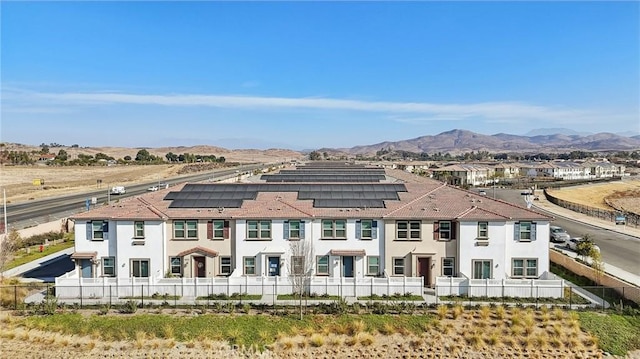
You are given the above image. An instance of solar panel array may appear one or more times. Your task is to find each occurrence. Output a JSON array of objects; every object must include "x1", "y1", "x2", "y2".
[{"x1": 166, "y1": 183, "x2": 406, "y2": 208}]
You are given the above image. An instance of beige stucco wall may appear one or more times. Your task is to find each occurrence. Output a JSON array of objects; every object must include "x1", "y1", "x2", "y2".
[
  {"x1": 166, "y1": 219, "x2": 233, "y2": 278},
  {"x1": 383, "y1": 220, "x2": 456, "y2": 286}
]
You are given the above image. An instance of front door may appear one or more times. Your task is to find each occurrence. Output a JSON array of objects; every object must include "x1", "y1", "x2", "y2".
[
  {"x1": 418, "y1": 257, "x2": 430, "y2": 287},
  {"x1": 342, "y1": 256, "x2": 354, "y2": 278},
  {"x1": 267, "y1": 256, "x2": 280, "y2": 276},
  {"x1": 193, "y1": 256, "x2": 206, "y2": 277},
  {"x1": 80, "y1": 259, "x2": 92, "y2": 278}
]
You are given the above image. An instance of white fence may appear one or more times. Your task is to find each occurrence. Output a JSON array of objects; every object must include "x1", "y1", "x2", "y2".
[
  {"x1": 54, "y1": 276, "x2": 424, "y2": 300},
  {"x1": 435, "y1": 274, "x2": 564, "y2": 299}
]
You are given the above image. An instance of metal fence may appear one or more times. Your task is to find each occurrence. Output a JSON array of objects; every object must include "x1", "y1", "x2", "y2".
[
  {"x1": 544, "y1": 189, "x2": 639, "y2": 227},
  {"x1": 2, "y1": 283, "x2": 637, "y2": 311}
]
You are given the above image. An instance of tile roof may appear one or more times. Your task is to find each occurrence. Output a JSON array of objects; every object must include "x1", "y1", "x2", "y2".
[{"x1": 73, "y1": 170, "x2": 551, "y2": 222}]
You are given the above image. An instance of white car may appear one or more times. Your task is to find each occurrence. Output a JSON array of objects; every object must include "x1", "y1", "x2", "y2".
[
  {"x1": 550, "y1": 226, "x2": 570, "y2": 243},
  {"x1": 147, "y1": 186, "x2": 159, "y2": 192},
  {"x1": 566, "y1": 237, "x2": 600, "y2": 252}
]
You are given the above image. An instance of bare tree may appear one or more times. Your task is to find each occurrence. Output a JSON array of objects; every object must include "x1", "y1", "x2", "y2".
[
  {"x1": 288, "y1": 238, "x2": 314, "y2": 320},
  {"x1": 0, "y1": 228, "x2": 21, "y2": 280}
]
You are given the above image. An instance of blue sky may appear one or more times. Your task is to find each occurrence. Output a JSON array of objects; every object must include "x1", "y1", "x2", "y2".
[{"x1": 1, "y1": 1, "x2": 638, "y2": 150}]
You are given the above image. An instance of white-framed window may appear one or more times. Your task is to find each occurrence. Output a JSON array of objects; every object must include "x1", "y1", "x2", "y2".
[
  {"x1": 512, "y1": 258, "x2": 538, "y2": 278},
  {"x1": 442, "y1": 257, "x2": 455, "y2": 277},
  {"x1": 472, "y1": 260, "x2": 492, "y2": 279},
  {"x1": 134, "y1": 221, "x2": 145, "y2": 238},
  {"x1": 361, "y1": 220, "x2": 373, "y2": 239},
  {"x1": 316, "y1": 255, "x2": 329, "y2": 275},
  {"x1": 174, "y1": 220, "x2": 198, "y2": 239},
  {"x1": 288, "y1": 220, "x2": 301, "y2": 239},
  {"x1": 515, "y1": 221, "x2": 536, "y2": 242},
  {"x1": 367, "y1": 256, "x2": 380, "y2": 276},
  {"x1": 212, "y1": 220, "x2": 225, "y2": 239},
  {"x1": 131, "y1": 259, "x2": 150, "y2": 277},
  {"x1": 439, "y1": 221, "x2": 452, "y2": 240},
  {"x1": 220, "y1": 256, "x2": 232, "y2": 276},
  {"x1": 393, "y1": 257, "x2": 405, "y2": 275},
  {"x1": 322, "y1": 219, "x2": 346, "y2": 239},
  {"x1": 292, "y1": 256, "x2": 304, "y2": 275},
  {"x1": 243, "y1": 257, "x2": 256, "y2": 275},
  {"x1": 169, "y1": 257, "x2": 182, "y2": 276},
  {"x1": 477, "y1": 222, "x2": 488, "y2": 239},
  {"x1": 247, "y1": 220, "x2": 271, "y2": 239},
  {"x1": 396, "y1": 221, "x2": 420, "y2": 240},
  {"x1": 102, "y1": 256, "x2": 115, "y2": 276},
  {"x1": 92, "y1": 221, "x2": 106, "y2": 240}
]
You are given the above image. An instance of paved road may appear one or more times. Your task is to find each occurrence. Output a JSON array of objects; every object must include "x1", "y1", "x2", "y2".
[
  {"x1": 3, "y1": 163, "x2": 268, "y2": 229},
  {"x1": 491, "y1": 188, "x2": 640, "y2": 276}
]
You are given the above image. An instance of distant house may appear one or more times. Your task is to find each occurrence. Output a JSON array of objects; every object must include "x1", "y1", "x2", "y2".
[
  {"x1": 38, "y1": 153, "x2": 56, "y2": 162},
  {"x1": 431, "y1": 164, "x2": 494, "y2": 186}
]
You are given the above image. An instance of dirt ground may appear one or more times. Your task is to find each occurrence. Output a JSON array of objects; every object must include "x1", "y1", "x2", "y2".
[
  {"x1": 546, "y1": 179, "x2": 640, "y2": 215},
  {"x1": 0, "y1": 309, "x2": 628, "y2": 359}
]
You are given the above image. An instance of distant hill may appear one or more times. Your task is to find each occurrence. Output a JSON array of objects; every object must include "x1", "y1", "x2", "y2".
[
  {"x1": 524, "y1": 128, "x2": 592, "y2": 137},
  {"x1": 333, "y1": 129, "x2": 640, "y2": 155},
  {"x1": 1, "y1": 143, "x2": 305, "y2": 163}
]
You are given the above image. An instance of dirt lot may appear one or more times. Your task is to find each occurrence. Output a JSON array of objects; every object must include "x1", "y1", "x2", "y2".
[
  {"x1": 1, "y1": 165, "x2": 188, "y2": 204},
  {"x1": 546, "y1": 179, "x2": 640, "y2": 215}
]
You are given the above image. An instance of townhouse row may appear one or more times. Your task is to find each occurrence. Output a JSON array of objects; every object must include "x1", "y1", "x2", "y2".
[{"x1": 69, "y1": 172, "x2": 552, "y2": 287}]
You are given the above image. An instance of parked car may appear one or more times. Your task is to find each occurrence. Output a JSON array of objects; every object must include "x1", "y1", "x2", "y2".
[
  {"x1": 615, "y1": 214, "x2": 626, "y2": 225},
  {"x1": 549, "y1": 226, "x2": 570, "y2": 243},
  {"x1": 566, "y1": 237, "x2": 600, "y2": 252},
  {"x1": 520, "y1": 190, "x2": 531, "y2": 195},
  {"x1": 478, "y1": 190, "x2": 487, "y2": 196}
]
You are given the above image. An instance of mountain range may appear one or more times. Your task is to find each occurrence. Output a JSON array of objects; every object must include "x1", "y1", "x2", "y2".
[{"x1": 323, "y1": 129, "x2": 640, "y2": 155}]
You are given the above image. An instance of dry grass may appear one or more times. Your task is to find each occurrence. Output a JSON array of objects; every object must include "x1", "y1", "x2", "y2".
[{"x1": 547, "y1": 180, "x2": 640, "y2": 213}]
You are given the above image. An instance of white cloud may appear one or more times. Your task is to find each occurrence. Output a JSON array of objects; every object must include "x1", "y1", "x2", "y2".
[{"x1": 1, "y1": 88, "x2": 613, "y2": 124}]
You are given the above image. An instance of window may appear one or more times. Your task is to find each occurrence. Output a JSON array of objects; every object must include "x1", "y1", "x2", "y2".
[
  {"x1": 439, "y1": 221, "x2": 451, "y2": 240},
  {"x1": 515, "y1": 222, "x2": 536, "y2": 242},
  {"x1": 442, "y1": 257, "x2": 455, "y2": 277},
  {"x1": 477, "y1": 222, "x2": 488, "y2": 239},
  {"x1": 92, "y1": 221, "x2": 106, "y2": 240},
  {"x1": 134, "y1": 221, "x2": 145, "y2": 238},
  {"x1": 472, "y1": 260, "x2": 492, "y2": 279},
  {"x1": 131, "y1": 259, "x2": 150, "y2": 277},
  {"x1": 289, "y1": 220, "x2": 301, "y2": 239},
  {"x1": 174, "y1": 220, "x2": 198, "y2": 239},
  {"x1": 170, "y1": 257, "x2": 182, "y2": 276},
  {"x1": 357, "y1": 220, "x2": 377, "y2": 240},
  {"x1": 212, "y1": 220, "x2": 225, "y2": 239},
  {"x1": 367, "y1": 256, "x2": 380, "y2": 276},
  {"x1": 396, "y1": 221, "x2": 421, "y2": 240},
  {"x1": 322, "y1": 220, "x2": 346, "y2": 239},
  {"x1": 220, "y1": 256, "x2": 232, "y2": 276},
  {"x1": 247, "y1": 220, "x2": 271, "y2": 239},
  {"x1": 512, "y1": 259, "x2": 538, "y2": 278},
  {"x1": 393, "y1": 257, "x2": 405, "y2": 275},
  {"x1": 243, "y1": 257, "x2": 256, "y2": 275},
  {"x1": 292, "y1": 256, "x2": 304, "y2": 275},
  {"x1": 102, "y1": 257, "x2": 115, "y2": 276},
  {"x1": 316, "y1": 256, "x2": 329, "y2": 275}
]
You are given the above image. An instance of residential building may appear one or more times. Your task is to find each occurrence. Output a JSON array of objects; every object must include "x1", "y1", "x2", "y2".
[{"x1": 68, "y1": 163, "x2": 552, "y2": 291}]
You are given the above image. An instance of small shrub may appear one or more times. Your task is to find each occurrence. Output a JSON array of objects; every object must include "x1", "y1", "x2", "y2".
[
  {"x1": 120, "y1": 300, "x2": 138, "y2": 314},
  {"x1": 495, "y1": 305, "x2": 506, "y2": 320},
  {"x1": 452, "y1": 304, "x2": 464, "y2": 319},
  {"x1": 358, "y1": 333, "x2": 375, "y2": 346},
  {"x1": 308, "y1": 334, "x2": 325, "y2": 347},
  {"x1": 479, "y1": 305, "x2": 491, "y2": 320}
]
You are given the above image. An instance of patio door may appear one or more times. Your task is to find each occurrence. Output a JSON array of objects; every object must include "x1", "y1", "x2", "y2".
[
  {"x1": 267, "y1": 256, "x2": 280, "y2": 276},
  {"x1": 342, "y1": 256, "x2": 354, "y2": 278}
]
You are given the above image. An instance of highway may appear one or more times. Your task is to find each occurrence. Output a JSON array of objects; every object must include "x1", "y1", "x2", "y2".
[
  {"x1": 491, "y1": 188, "x2": 640, "y2": 276},
  {"x1": 4, "y1": 163, "x2": 267, "y2": 228}
]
